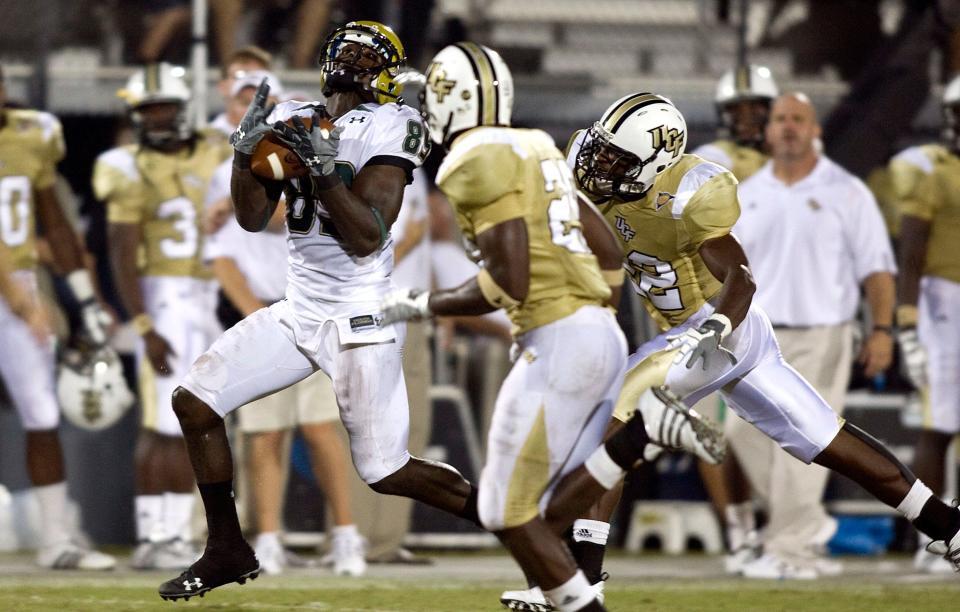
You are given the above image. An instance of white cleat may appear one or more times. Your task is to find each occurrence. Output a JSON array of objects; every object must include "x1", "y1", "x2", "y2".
[
  {"x1": 914, "y1": 545, "x2": 957, "y2": 574},
  {"x1": 130, "y1": 538, "x2": 197, "y2": 570},
  {"x1": 331, "y1": 531, "x2": 367, "y2": 577},
  {"x1": 254, "y1": 535, "x2": 286, "y2": 576},
  {"x1": 500, "y1": 581, "x2": 605, "y2": 611},
  {"x1": 724, "y1": 544, "x2": 762, "y2": 575},
  {"x1": 37, "y1": 541, "x2": 116, "y2": 570},
  {"x1": 500, "y1": 586, "x2": 552, "y2": 612},
  {"x1": 924, "y1": 524, "x2": 960, "y2": 573},
  {"x1": 638, "y1": 386, "x2": 726, "y2": 464},
  {"x1": 740, "y1": 552, "x2": 818, "y2": 580}
]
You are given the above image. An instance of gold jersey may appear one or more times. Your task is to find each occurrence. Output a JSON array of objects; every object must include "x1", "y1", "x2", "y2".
[
  {"x1": 0, "y1": 108, "x2": 66, "y2": 271},
  {"x1": 437, "y1": 127, "x2": 610, "y2": 337},
  {"x1": 889, "y1": 143, "x2": 960, "y2": 283},
  {"x1": 567, "y1": 132, "x2": 739, "y2": 330},
  {"x1": 693, "y1": 139, "x2": 768, "y2": 182},
  {"x1": 94, "y1": 131, "x2": 231, "y2": 278}
]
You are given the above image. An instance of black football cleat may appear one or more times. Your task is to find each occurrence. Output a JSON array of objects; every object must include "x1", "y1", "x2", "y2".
[{"x1": 158, "y1": 541, "x2": 260, "y2": 601}]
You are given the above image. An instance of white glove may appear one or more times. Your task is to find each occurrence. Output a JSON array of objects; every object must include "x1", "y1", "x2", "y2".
[
  {"x1": 380, "y1": 288, "x2": 431, "y2": 326},
  {"x1": 897, "y1": 328, "x2": 927, "y2": 389},
  {"x1": 667, "y1": 313, "x2": 736, "y2": 370},
  {"x1": 66, "y1": 270, "x2": 111, "y2": 346}
]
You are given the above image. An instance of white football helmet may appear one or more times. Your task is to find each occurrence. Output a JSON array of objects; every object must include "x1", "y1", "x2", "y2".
[
  {"x1": 575, "y1": 93, "x2": 687, "y2": 199},
  {"x1": 421, "y1": 42, "x2": 514, "y2": 146},
  {"x1": 943, "y1": 74, "x2": 960, "y2": 152},
  {"x1": 715, "y1": 65, "x2": 779, "y2": 148},
  {"x1": 57, "y1": 346, "x2": 134, "y2": 431},
  {"x1": 715, "y1": 65, "x2": 779, "y2": 105},
  {"x1": 118, "y1": 63, "x2": 192, "y2": 148}
]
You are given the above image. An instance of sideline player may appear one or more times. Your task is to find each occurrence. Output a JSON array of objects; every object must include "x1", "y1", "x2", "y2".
[
  {"x1": 0, "y1": 64, "x2": 115, "y2": 569},
  {"x1": 694, "y1": 64, "x2": 778, "y2": 181},
  {"x1": 542, "y1": 92, "x2": 960, "y2": 589},
  {"x1": 381, "y1": 42, "x2": 629, "y2": 612},
  {"x1": 159, "y1": 22, "x2": 483, "y2": 600},
  {"x1": 891, "y1": 73, "x2": 960, "y2": 573},
  {"x1": 96, "y1": 63, "x2": 230, "y2": 569}
]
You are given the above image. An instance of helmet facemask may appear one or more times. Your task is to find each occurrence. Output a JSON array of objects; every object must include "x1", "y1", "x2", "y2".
[
  {"x1": 319, "y1": 24, "x2": 405, "y2": 104},
  {"x1": 131, "y1": 101, "x2": 191, "y2": 150},
  {"x1": 718, "y1": 97, "x2": 772, "y2": 150},
  {"x1": 576, "y1": 124, "x2": 654, "y2": 199}
]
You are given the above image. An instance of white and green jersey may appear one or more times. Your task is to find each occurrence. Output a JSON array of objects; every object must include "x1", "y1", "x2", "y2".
[{"x1": 265, "y1": 99, "x2": 429, "y2": 304}]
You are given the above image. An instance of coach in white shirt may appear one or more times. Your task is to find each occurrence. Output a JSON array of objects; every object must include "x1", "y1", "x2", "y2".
[{"x1": 729, "y1": 93, "x2": 897, "y2": 578}]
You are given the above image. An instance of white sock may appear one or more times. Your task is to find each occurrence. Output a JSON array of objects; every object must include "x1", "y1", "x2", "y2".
[
  {"x1": 896, "y1": 480, "x2": 933, "y2": 521},
  {"x1": 572, "y1": 519, "x2": 610, "y2": 546},
  {"x1": 135, "y1": 495, "x2": 165, "y2": 542},
  {"x1": 163, "y1": 492, "x2": 195, "y2": 542},
  {"x1": 724, "y1": 501, "x2": 755, "y2": 551},
  {"x1": 585, "y1": 446, "x2": 625, "y2": 490},
  {"x1": 543, "y1": 570, "x2": 597, "y2": 612},
  {"x1": 256, "y1": 531, "x2": 281, "y2": 547},
  {"x1": 331, "y1": 524, "x2": 359, "y2": 539},
  {"x1": 33, "y1": 482, "x2": 70, "y2": 548}
]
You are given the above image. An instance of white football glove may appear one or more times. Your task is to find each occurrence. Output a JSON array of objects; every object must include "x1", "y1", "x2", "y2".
[
  {"x1": 667, "y1": 313, "x2": 736, "y2": 370},
  {"x1": 380, "y1": 288, "x2": 431, "y2": 326},
  {"x1": 897, "y1": 328, "x2": 927, "y2": 389},
  {"x1": 66, "y1": 270, "x2": 111, "y2": 346}
]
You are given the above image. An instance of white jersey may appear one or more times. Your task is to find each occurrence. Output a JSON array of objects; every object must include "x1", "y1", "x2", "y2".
[
  {"x1": 266, "y1": 100, "x2": 427, "y2": 305},
  {"x1": 734, "y1": 156, "x2": 896, "y2": 326}
]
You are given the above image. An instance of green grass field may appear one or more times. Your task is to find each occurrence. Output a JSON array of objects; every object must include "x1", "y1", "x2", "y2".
[{"x1": 1, "y1": 552, "x2": 957, "y2": 611}]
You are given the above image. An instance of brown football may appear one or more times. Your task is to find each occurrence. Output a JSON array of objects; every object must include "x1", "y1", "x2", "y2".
[{"x1": 250, "y1": 115, "x2": 336, "y2": 181}]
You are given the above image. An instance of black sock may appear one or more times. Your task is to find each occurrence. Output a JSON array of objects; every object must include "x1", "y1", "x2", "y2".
[
  {"x1": 914, "y1": 497, "x2": 960, "y2": 542},
  {"x1": 198, "y1": 480, "x2": 243, "y2": 545},
  {"x1": 461, "y1": 485, "x2": 482, "y2": 528},
  {"x1": 604, "y1": 415, "x2": 650, "y2": 470},
  {"x1": 570, "y1": 538, "x2": 607, "y2": 585}
]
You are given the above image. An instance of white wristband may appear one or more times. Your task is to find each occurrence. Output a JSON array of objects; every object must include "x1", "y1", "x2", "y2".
[{"x1": 65, "y1": 269, "x2": 96, "y2": 304}]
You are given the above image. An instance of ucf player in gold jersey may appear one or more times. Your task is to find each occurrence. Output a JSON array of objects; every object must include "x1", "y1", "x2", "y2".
[
  {"x1": 693, "y1": 64, "x2": 779, "y2": 182},
  {"x1": 380, "y1": 43, "x2": 640, "y2": 612},
  {"x1": 890, "y1": 74, "x2": 960, "y2": 573},
  {"x1": 0, "y1": 65, "x2": 117, "y2": 570},
  {"x1": 523, "y1": 92, "x2": 960, "y2": 601},
  {"x1": 95, "y1": 64, "x2": 231, "y2": 570}
]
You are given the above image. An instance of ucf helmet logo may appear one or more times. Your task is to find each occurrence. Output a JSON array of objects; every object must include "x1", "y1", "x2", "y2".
[
  {"x1": 649, "y1": 125, "x2": 685, "y2": 158},
  {"x1": 427, "y1": 63, "x2": 456, "y2": 103}
]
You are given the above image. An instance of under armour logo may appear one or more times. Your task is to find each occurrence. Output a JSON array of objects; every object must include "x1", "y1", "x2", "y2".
[
  {"x1": 615, "y1": 216, "x2": 636, "y2": 242},
  {"x1": 183, "y1": 577, "x2": 203, "y2": 591},
  {"x1": 348, "y1": 116, "x2": 367, "y2": 124}
]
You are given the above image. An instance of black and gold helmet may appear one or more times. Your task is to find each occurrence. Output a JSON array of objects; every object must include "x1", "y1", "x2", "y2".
[{"x1": 318, "y1": 20, "x2": 406, "y2": 104}]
